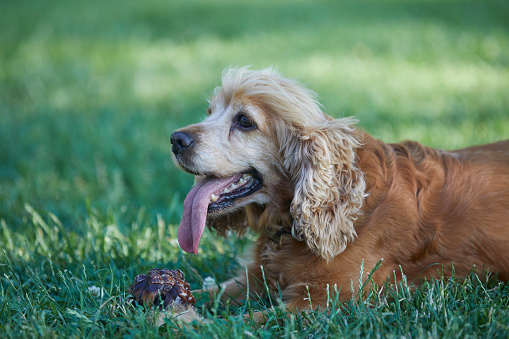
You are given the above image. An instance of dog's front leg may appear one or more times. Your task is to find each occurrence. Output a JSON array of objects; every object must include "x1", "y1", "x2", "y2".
[{"x1": 193, "y1": 263, "x2": 267, "y2": 306}]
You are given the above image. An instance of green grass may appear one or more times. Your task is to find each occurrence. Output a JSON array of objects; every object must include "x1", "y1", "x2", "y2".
[{"x1": 1, "y1": 0, "x2": 508, "y2": 337}]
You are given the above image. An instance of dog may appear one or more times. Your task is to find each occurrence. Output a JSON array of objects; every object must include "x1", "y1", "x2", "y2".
[{"x1": 170, "y1": 66, "x2": 509, "y2": 321}]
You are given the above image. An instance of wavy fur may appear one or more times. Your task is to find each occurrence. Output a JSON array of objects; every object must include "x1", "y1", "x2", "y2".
[{"x1": 282, "y1": 119, "x2": 366, "y2": 260}]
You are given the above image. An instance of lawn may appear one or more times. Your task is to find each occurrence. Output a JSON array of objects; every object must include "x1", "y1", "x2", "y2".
[{"x1": 1, "y1": 0, "x2": 508, "y2": 337}]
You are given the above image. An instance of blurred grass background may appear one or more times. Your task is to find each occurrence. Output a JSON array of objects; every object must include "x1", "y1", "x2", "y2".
[
  {"x1": 1, "y1": 0, "x2": 509, "y2": 336},
  {"x1": 1, "y1": 0, "x2": 508, "y2": 227}
]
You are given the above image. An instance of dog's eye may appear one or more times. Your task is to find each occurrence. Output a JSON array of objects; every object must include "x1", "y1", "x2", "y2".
[{"x1": 236, "y1": 114, "x2": 256, "y2": 130}]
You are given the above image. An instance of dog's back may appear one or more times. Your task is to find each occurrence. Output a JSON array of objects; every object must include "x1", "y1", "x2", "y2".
[
  {"x1": 455, "y1": 139, "x2": 509, "y2": 163},
  {"x1": 419, "y1": 139, "x2": 508, "y2": 279},
  {"x1": 354, "y1": 135, "x2": 509, "y2": 282},
  {"x1": 445, "y1": 140, "x2": 509, "y2": 279}
]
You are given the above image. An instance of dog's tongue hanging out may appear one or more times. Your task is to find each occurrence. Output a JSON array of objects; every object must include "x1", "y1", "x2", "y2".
[{"x1": 178, "y1": 175, "x2": 241, "y2": 254}]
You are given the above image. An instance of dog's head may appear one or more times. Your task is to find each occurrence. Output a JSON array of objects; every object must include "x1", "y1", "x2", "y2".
[{"x1": 171, "y1": 67, "x2": 366, "y2": 260}]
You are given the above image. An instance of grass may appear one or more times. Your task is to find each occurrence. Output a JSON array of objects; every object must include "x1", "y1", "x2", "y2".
[
  {"x1": 1, "y1": 0, "x2": 508, "y2": 337},
  {"x1": 3, "y1": 208, "x2": 509, "y2": 337}
]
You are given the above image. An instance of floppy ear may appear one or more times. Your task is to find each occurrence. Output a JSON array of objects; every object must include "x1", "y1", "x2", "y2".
[{"x1": 281, "y1": 118, "x2": 366, "y2": 261}]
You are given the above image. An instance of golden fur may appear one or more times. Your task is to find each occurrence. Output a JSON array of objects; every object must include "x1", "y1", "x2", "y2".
[{"x1": 171, "y1": 67, "x2": 509, "y2": 319}]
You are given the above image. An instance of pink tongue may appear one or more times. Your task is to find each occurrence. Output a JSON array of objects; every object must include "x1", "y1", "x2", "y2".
[{"x1": 178, "y1": 175, "x2": 241, "y2": 254}]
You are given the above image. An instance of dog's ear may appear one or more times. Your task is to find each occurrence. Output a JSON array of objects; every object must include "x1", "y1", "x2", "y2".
[{"x1": 280, "y1": 118, "x2": 366, "y2": 261}]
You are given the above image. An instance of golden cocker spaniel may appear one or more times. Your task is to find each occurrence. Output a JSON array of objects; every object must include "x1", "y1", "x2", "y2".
[{"x1": 170, "y1": 67, "x2": 509, "y2": 320}]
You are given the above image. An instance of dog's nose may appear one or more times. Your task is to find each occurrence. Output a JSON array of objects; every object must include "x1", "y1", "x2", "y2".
[{"x1": 171, "y1": 131, "x2": 195, "y2": 155}]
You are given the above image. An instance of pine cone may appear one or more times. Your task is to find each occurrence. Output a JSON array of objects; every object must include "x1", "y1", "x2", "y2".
[{"x1": 128, "y1": 268, "x2": 195, "y2": 310}]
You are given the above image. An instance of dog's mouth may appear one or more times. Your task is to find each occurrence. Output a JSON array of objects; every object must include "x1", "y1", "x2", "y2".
[
  {"x1": 208, "y1": 171, "x2": 262, "y2": 213},
  {"x1": 177, "y1": 170, "x2": 262, "y2": 254}
]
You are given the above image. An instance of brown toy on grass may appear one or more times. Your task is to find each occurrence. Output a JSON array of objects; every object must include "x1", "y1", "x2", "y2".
[{"x1": 128, "y1": 268, "x2": 198, "y2": 324}]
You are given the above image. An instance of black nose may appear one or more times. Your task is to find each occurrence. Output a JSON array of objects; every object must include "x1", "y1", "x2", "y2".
[{"x1": 170, "y1": 131, "x2": 195, "y2": 155}]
